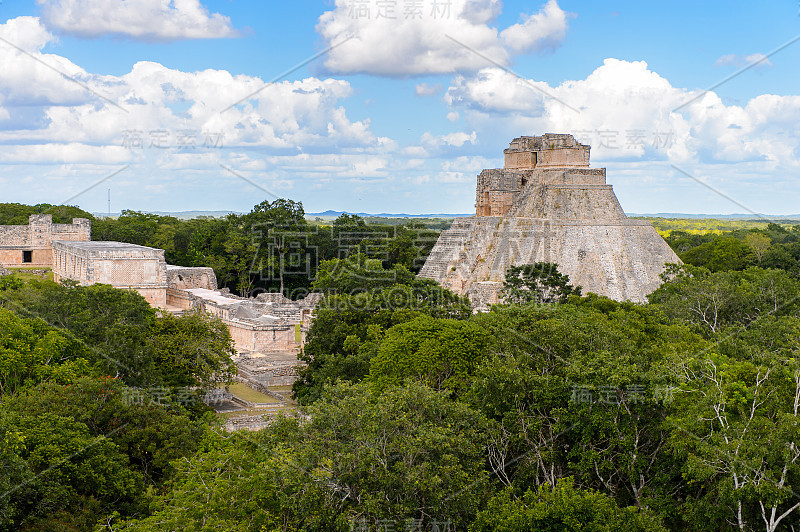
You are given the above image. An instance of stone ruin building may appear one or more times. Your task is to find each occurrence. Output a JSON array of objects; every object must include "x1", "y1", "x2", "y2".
[
  {"x1": 52, "y1": 241, "x2": 170, "y2": 307},
  {"x1": 420, "y1": 134, "x2": 680, "y2": 308},
  {"x1": 166, "y1": 280, "x2": 321, "y2": 356},
  {"x1": 0, "y1": 214, "x2": 90, "y2": 268},
  {"x1": 0, "y1": 216, "x2": 320, "y2": 383}
]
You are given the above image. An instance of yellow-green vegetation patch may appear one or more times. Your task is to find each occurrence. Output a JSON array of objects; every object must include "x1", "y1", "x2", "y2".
[
  {"x1": 638, "y1": 217, "x2": 800, "y2": 234},
  {"x1": 657, "y1": 228, "x2": 724, "y2": 237},
  {"x1": 228, "y1": 382, "x2": 282, "y2": 404},
  {"x1": 8, "y1": 268, "x2": 53, "y2": 281}
]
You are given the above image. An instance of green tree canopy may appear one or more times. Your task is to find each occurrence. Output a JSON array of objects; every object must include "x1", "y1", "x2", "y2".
[
  {"x1": 471, "y1": 479, "x2": 667, "y2": 532},
  {"x1": 293, "y1": 282, "x2": 471, "y2": 404},
  {"x1": 648, "y1": 265, "x2": 800, "y2": 335},
  {"x1": 680, "y1": 237, "x2": 752, "y2": 271},
  {"x1": 2, "y1": 279, "x2": 235, "y2": 390},
  {"x1": 0, "y1": 307, "x2": 94, "y2": 396},
  {"x1": 0, "y1": 409, "x2": 145, "y2": 531},
  {"x1": 502, "y1": 262, "x2": 581, "y2": 305},
  {"x1": 0, "y1": 203, "x2": 93, "y2": 225},
  {"x1": 114, "y1": 382, "x2": 492, "y2": 531},
  {"x1": 369, "y1": 315, "x2": 493, "y2": 392},
  {"x1": 313, "y1": 253, "x2": 416, "y2": 295}
]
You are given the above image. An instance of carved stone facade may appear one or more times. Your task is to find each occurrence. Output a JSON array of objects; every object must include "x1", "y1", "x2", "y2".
[
  {"x1": 0, "y1": 215, "x2": 90, "y2": 268},
  {"x1": 166, "y1": 286, "x2": 321, "y2": 353},
  {"x1": 52, "y1": 241, "x2": 169, "y2": 307},
  {"x1": 420, "y1": 134, "x2": 681, "y2": 307}
]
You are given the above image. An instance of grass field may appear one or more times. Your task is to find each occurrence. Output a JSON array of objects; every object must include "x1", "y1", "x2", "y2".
[
  {"x1": 7, "y1": 268, "x2": 53, "y2": 281},
  {"x1": 228, "y1": 383, "x2": 282, "y2": 404}
]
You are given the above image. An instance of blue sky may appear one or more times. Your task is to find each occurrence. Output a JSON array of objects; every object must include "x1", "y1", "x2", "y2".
[{"x1": 0, "y1": 0, "x2": 798, "y2": 215}]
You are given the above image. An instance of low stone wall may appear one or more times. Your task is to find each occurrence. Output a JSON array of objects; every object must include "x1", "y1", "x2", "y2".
[
  {"x1": 226, "y1": 320, "x2": 299, "y2": 353},
  {"x1": 468, "y1": 281, "x2": 503, "y2": 311},
  {"x1": 238, "y1": 363, "x2": 303, "y2": 387},
  {"x1": 166, "y1": 287, "x2": 194, "y2": 310},
  {"x1": 224, "y1": 415, "x2": 274, "y2": 432},
  {"x1": 135, "y1": 286, "x2": 167, "y2": 308},
  {"x1": 167, "y1": 265, "x2": 218, "y2": 290},
  {"x1": 236, "y1": 350, "x2": 305, "y2": 388}
]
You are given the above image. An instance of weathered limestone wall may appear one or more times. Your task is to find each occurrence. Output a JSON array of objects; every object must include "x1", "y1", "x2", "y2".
[
  {"x1": 167, "y1": 265, "x2": 218, "y2": 290},
  {"x1": 227, "y1": 322, "x2": 300, "y2": 353},
  {"x1": 52, "y1": 241, "x2": 168, "y2": 307},
  {"x1": 170, "y1": 287, "x2": 316, "y2": 353},
  {"x1": 507, "y1": 183, "x2": 626, "y2": 221},
  {"x1": 475, "y1": 169, "x2": 533, "y2": 216},
  {"x1": 423, "y1": 216, "x2": 678, "y2": 304},
  {"x1": 0, "y1": 215, "x2": 90, "y2": 267},
  {"x1": 235, "y1": 353, "x2": 306, "y2": 388},
  {"x1": 468, "y1": 281, "x2": 503, "y2": 309},
  {"x1": 0, "y1": 248, "x2": 51, "y2": 267},
  {"x1": 166, "y1": 288, "x2": 194, "y2": 310},
  {"x1": 504, "y1": 134, "x2": 590, "y2": 169},
  {"x1": 135, "y1": 287, "x2": 167, "y2": 308}
]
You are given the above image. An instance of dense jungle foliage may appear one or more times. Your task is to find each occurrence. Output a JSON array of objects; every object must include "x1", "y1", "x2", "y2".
[{"x1": 2, "y1": 202, "x2": 800, "y2": 531}]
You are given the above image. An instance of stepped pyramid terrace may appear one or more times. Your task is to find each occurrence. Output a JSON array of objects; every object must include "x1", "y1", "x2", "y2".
[{"x1": 419, "y1": 134, "x2": 681, "y2": 308}]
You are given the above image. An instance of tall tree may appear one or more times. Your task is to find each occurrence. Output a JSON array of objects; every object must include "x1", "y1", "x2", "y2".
[
  {"x1": 745, "y1": 232, "x2": 772, "y2": 263},
  {"x1": 668, "y1": 351, "x2": 800, "y2": 531},
  {"x1": 502, "y1": 262, "x2": 581, "y2": 305},
  {"x1": 369, "y1": 315, "x2": 493, "y2": 393},
  {"x1": 245, "y1": 199, "x2": 311, "y2": 296}
]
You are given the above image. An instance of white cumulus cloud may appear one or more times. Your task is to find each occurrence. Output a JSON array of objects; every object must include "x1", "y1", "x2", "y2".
[
  {"x1": 0, "y1": 17, "x2": 105, "y2": 107},
  {"x1": 445, "y1": 58, "x2": 800, "y2": 168},
  {"x1": 500, "y1": 0, "x2": 570, "y2": 54},
  {"x1": 36, "y1": 0, "x2": 239, "y2": 41},
  {"x1": 0, "y1": 15, "x2": 55, "y2": 51},
  {"x1": 421, "y1": 130, "x2": 477, "y2": 148},
  {"x1": 316, "y1": 0, "x2": 571, "y2": 76},
  {"x1": 0, "y1": 15, "x2": 388, "y2": 178}
]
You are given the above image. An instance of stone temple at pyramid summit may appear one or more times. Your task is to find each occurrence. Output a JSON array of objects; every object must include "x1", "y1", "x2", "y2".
[{"x1": 419, "y1": 133, "x2": 681, "y2": 308}]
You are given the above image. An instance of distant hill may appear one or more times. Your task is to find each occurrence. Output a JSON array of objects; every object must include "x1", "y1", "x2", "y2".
[
  {"x1": 93, "y1": 210, "x2": 471, "y2": 220},
  {"x1": 306, "y1": 210, "x2": 472, "y2": 219},
  {"x1": 309, "y1": 211, "x2": 800, "y2": 221},
  {"x1": 93, "y1": 210, "x2": 243, "y2": 220},
  {"x1": 629, "y1": 213, "x2": 800, "y2": 220},
  {"x1": 91, "y1": 210, "x2": 800, "y2": 222}
]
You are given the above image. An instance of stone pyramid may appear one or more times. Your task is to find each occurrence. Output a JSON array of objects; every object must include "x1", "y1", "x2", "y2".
[{"x1": 419, "y1": 134, "x2": 680, "y2": 308}]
